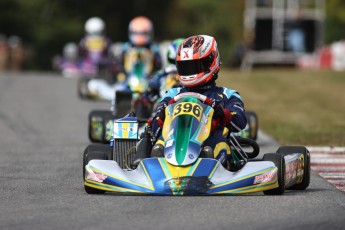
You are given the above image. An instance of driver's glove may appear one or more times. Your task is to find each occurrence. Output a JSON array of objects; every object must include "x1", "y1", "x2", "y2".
[
  {"x1": 213, "y1": 103, "x2": 232, "y2": 126},
  {"x1": 155, "y1": 102, "x2": 167, "y2": 128}
]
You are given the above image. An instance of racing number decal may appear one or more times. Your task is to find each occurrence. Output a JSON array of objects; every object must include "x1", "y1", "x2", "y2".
[
  {"x1": 172, "y1": 102, "x2": 202, "y2": 121},
  {"x1": 86, "y1": 37, "x2": 106, "y2": 51}
]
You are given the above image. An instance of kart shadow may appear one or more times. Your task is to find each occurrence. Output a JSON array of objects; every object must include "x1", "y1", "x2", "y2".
[{"x1": 95, "y1": 189, "x2": 319, "y2": 197}]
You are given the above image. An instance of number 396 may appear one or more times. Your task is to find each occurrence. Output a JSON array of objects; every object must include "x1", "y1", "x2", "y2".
[{"x1": 173, "y1": 103, "x2": 201, "y2": 117}]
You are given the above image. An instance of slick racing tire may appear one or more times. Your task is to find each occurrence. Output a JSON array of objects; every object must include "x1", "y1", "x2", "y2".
[
  {"x1": 83, "y1": 144, "x2": 113, "y2": 178},
  {"x1": 276, "y1": 146, "x2": 310, "y2": 190},
  {"x1": 114, "y1": 91, "x2": 132, "y2": 118},
  {"x1": 245, "y1": 111, "x2": 258, "y2": 140},
  {"x1": 83, "y1": 144, "x2": 112, "y2": 194},
  {"x1": 263, "y1": 153, "x2": 286, "y2": 195},
  {"x1": 88, "y1": 110, "x2": 114, "y2": 143},
  {"x1": 134, "y1": 99, "x2": 151, "y2": 120},
  {"x1": 77, "y1": 77, "x2": 90, "y2": 99}
]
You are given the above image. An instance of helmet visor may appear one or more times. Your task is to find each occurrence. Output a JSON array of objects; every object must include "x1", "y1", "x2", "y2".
[{"x1": 176, "y1": 52, "x2": 214, "y2": 76}]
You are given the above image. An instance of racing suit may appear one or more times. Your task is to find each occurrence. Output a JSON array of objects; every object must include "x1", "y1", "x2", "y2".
[
  {"x1": 143, "y1": 65, "x2": 179, "y2": 101},
  {"x1": 118, "y1": 41, "x2": 162, "y2": 76},
  {"x1": 151, "y1": 81, "x2": 247, "y2": 167},
  {"x1": 78, "y1": 35, "x2": 113, "y2": 77},
  {"x1": 79, "y1": 35, "x2": 112, "y2": 64}
]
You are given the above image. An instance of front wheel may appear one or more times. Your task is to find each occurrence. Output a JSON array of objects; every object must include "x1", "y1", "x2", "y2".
[
  {"x1": 263, "y1": 153, "x2": 285, "y2": 195},
  {"x1": 77, "y1": 77, "x2": 90, "y2": 99},
  {"x1": 83, "y1": 144, "x2": 112, "y2": 194}
]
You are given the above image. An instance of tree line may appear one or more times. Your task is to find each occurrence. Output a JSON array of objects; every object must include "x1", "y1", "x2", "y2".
[{"x1": 0, "y1": 0, "x2": 344, "y2": 69}]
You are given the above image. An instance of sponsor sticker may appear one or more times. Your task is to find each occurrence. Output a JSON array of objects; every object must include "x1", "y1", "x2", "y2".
[
  {"x1": 201, "y1": 42, "x2": 210, "y2": 54},
  {"x1": 166, "y1": 139, "x2": 174, "y2": 148},
  {"x1": 113, "y1": 122, "x2": 138, "y2": 139},
  {"x1": 254, "y1": 171, "x2": 277, "y2": 184},
  {"x1": 86, "y1": 172, "x2": 107, "y2": 183},
  {"x1": 181, "y1": 47, "x2": 193, "y2": 60}
]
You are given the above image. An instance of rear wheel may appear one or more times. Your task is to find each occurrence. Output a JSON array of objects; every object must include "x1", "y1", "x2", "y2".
[
  {"x1": 88, "y1": 110, "x2": 114, "y2": 143},
  {"x1": 77, "y1": 77, "x2": 90, "y2": 99},
  {"x1": 245, "y1": 111, "x2": 258, "y2": 140},
  {"x1": 276, "y1": 146, "x2": 310, "y2": 190},
  {"x1": 263, "y1": 153, "x2": 285, "y2": 195},
  {"x1": 114, "y1": 91, "x2": 132, "y2": 118},
  {"x1": 83, "y1": 144, "x2": 112, "y2": 194},
  {"x1": 134, "y1": 99, "x2": 152, "y2": 120}
]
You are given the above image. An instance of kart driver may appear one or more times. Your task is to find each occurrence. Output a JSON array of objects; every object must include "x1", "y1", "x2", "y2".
[
  {"x1": 150, "y1": 35, "x2": 247, "y2": 171},
  {"x1": 116, "y1": 16, "x2": 162, "y2": 80},
  {"x1": 79, "y1": 17, "x2": 112, "y2": 71}
]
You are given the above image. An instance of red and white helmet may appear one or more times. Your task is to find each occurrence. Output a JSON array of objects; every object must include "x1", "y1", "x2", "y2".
[{"x1": 176, "y1": 35, "x2": 220, "y2": 88}]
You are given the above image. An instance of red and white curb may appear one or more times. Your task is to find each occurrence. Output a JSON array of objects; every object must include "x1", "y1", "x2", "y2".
[{"x1": 308, "y1": 147, "x2": 345, "y2": 193}]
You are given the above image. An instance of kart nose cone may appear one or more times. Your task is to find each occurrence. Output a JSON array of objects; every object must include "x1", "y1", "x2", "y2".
[{"x1": 165, "y1": 176, "x2": 213, "y2": 194}]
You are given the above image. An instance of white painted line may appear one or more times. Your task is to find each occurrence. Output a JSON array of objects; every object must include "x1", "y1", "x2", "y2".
[
  {"x1": 310, "y1": 153, "x2": 345, "y2": 158},
  {"x1": 319, "y1": 173, "x2": 345, "y2": 178},
  {"x1": 307, "y1": 146, "x2": 345, "y2": 153},
  {"x1": 327, "y1": 180, "x2": 345, "y2": 184},
  {"x1": 312, "y1": 167, "x2": 345, "y2": 172},
  {"x1": 311, "y1": 159, "x2": 345, "y2": 164}
]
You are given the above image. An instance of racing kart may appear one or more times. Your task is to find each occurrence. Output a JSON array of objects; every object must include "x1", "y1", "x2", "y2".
[
  {"x1": 83, "y1": 92, "x2": 310, "y2": 195},
  {"x1": 88, "y1": 102, "x2": 258, "y2": 144},
  {"x1": 77, "y1": 60, "x2": 116, "y2": 99},
  {"x1": 87, "y1": 47, "x2": 154, "y2": 142},
  {"x1": 88, "y1": 69, "x2": 258, "y2": 143},
  {"x1": 78, "y1": 46, "x2": 153, "y2": 101}
]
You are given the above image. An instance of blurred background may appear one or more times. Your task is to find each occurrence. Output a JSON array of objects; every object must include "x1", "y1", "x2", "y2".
[
  {"x1": 1, "y1": 0, "x2": 345, "y2": 70},
  {"x1": 0, "y1": 0, "x2": 344, "y2": 146}
]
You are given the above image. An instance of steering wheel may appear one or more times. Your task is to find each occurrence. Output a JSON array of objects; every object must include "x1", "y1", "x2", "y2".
[{"x1": 168, "y1": 92, "x2": 213, "y2": 107}]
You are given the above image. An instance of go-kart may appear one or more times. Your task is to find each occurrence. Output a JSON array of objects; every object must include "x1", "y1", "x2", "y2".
[
  {"x1": 77, "y1": 60, "x2": 116, "y2": 99},
  {"x1": 87, "y1": 107, "x2": 258, "y2": 144},
  {"x1": 83, "y1": 92, "x2": 310, "y2": 195},
  {"x1": 87, "y1": 47, "x2": 156, "y2": 142},
  {"x1": 76, "y1": 35, "x2": 115, "y2": 98},
  {"x1": 79, "y1": 46, "x2": 153, "y2": 101}
]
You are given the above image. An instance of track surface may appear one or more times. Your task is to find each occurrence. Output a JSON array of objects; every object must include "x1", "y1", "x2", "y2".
[{"x1": 0, "y1": 73, "x2": 344, "y2": 230}]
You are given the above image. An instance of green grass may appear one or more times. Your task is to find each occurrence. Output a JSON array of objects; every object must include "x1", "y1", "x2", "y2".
[{"x1": 217, "y1": 68, "x2": 345, "y2": 146}]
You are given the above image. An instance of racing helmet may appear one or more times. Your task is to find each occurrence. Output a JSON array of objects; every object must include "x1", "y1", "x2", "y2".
[
  {"x1": 176, "y1": 35, "x2": 220, "y2": 88},
  {"x1": 128, "y1": 16, "x2": 153, "y2": 46},
  {"x1": 63, "y1": 42, "x2": 78, "y2": 60},
  {"x1": 85, "y1": 17, "x2": 105, "y2": 35},
  {"x1": 167, "y1": 38, "x2": 184, "y2": 65}
]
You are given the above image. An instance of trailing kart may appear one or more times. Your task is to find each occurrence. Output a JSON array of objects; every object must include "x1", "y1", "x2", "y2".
[
  {"x1": 87, "y1": 47, "x2": 154, "y2": 142},
  {"x1": 77, "y1": 60, "x2": 116, "y2": 99},
  {"x1": 79, "y1": 46, "x2": 153, "y2": 101},
  {"x1": 83, "y1": 92, "x2": 310, "y2": 195}
]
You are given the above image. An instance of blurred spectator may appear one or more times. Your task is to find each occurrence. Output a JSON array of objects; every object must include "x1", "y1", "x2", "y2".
[
  {"x1": 230, "y1": 31, "x2": 254, "y2": 68},
  {"x1": 0, "y1": 34, "x2": 9, "y2": 71},
  {"x1": 8, "y1": 36, "x2": 24, "y2": 71},
  {"x1": 286, "y1": 9, "x2": 306, "y2": 54}
]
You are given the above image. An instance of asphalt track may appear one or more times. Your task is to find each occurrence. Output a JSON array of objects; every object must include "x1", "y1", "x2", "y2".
[{"x1": 0, "y1": 72, "x2": 344, "y2": 230}]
